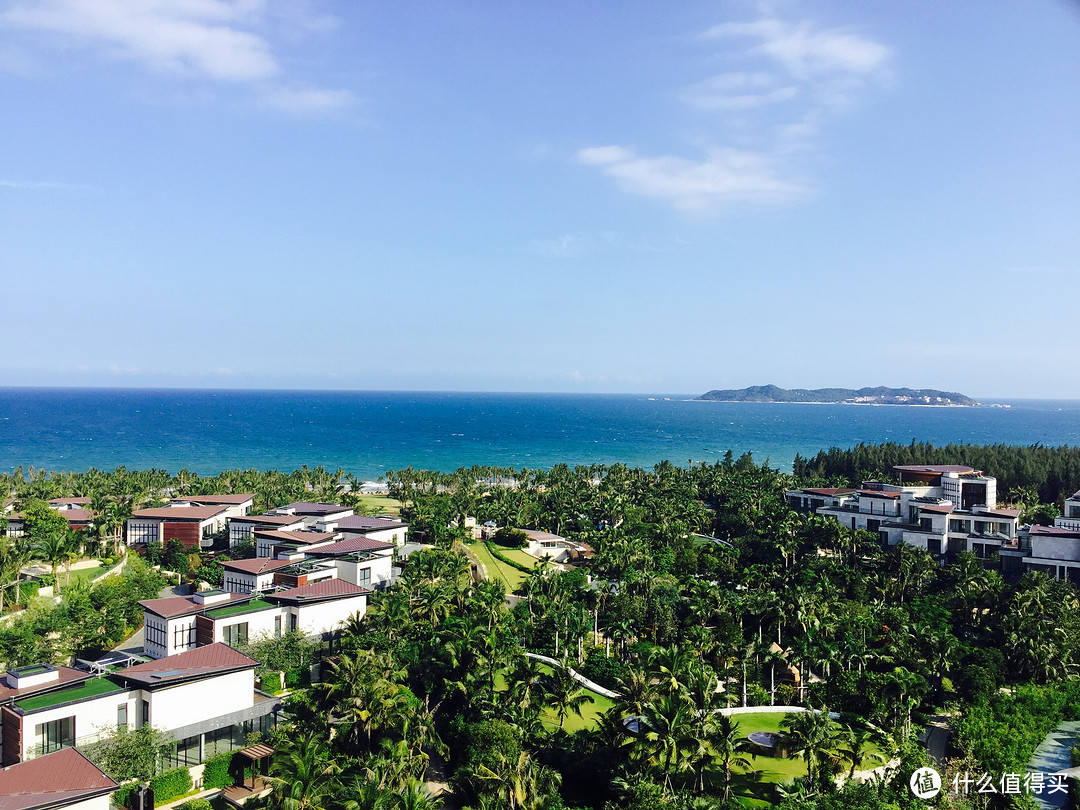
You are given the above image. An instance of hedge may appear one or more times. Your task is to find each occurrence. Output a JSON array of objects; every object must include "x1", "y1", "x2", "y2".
[
  {"x1": 485, "y1": 542, "x2": 532, "y2": 574},
  {"x1": 201, "y1": 751, "x2": 233, "y2": 789},
  {"x1": 178, "y1": 800, "x2": 213, "y2": 810},
  {"x1": 113, "y1": 783, "x2": 137, "y2": 808},
  {"x1": 150, "y1": 767, "x2": 192, "y2": 805}
]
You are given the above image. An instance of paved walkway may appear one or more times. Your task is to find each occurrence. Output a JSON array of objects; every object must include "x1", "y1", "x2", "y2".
[{"x1": 1028, "y1": 720, "x2": 1080, "y2": 810}]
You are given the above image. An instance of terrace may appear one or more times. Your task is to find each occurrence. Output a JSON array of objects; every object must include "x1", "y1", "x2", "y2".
[
  {"x1": 14, "y1": 677, "x2": 123, "y2": 713},
  {"x1": 206, "y1": 599, "x2": 275, "y2": 620}
]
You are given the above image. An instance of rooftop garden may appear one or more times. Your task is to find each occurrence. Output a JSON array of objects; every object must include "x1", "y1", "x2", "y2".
[
  {"x1": 207, "y1": 598, "x2": 274, "y2": 619},
  {"x1": 16, "y1": 676, "x2": 123, "y2": 712}
]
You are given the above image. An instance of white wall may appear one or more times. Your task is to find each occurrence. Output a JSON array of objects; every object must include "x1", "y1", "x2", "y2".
[
  {"x1": 147, "y1": 670, "x2": 254, "y2": 732},
  {"x1": 20, "y1": 689, "x2": 138, "y2": 759},
  {"x1": 290, "y1": 595, "x2": 366, "y2": 637},
  {"x1": 213, "y1": 608, "x2": 282, "y2": 644},
  {"x1": 126, "y1": 518, "x2": 162, "y2": 546},
  {"x1": 1031, "y1": 536, "x2": 1080, "y2": 563},
  {"x1": 333, "y1": 556, "x2": 392, "y2": 589}
]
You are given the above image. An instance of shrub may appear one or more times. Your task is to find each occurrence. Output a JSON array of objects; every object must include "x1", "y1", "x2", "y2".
[
  {"x1": 200, "y1": 751, "x2": 234, "y2": 789},
  {"x1": 579, "y1": 652, "x2": 628, "y2": 691},
  {"x1": 492, "y1": 527, "x2": 529, "y2": 549},
  {"x1": 113, "y1": 783, "x2": 137, "y2": 808},
  {"x1": 150, "y1": 767, "x2": 192, "y2": 805},
  {"x1": 178, "y1": 800, "x2": 212, "y2": 810}
]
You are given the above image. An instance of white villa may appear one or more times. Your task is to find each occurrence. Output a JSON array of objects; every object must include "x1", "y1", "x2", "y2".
[
  {"x1": 0, "y1": 644, "x2": 279, "y2": 768},
  {"x1": 786, "y1": 465, "x2": 1021, "y2": 563},
  {"x1": 0, "y1": 747, "x2": 119, "y2": 810}
]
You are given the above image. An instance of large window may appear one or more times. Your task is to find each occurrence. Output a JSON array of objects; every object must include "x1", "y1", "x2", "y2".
[
  {"x1": 357, "y1": 567, "x2": 371, "y2": 586},
  {"x1": 35, "y1": 716, "x2": 74, "y2": 755},
  {"x1": 118, "y1": 704, "x2": 128, "y2": 731},
  {"x1": 145, "y1": 619, "x2": 166, "y2": 650},
  {"x1": 172, "y1": 623, "x2": 196, "y2": 651},
  {"x1": 223, "y1": 622, "x2": 249, "y2": 646},
  {"x1": 163, "y1": 735, "x2": 201, "y2": 768}
]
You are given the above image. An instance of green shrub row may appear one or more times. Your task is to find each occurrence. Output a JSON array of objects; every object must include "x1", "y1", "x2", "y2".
[
  {"x1": 485, "y1": 541, "x2": 532, "y2": 574},
  {"x1": 112, "y1": 783, "x2": 137, "y2": 808},
  {"x1": 151, "y1": 767, "x2": 192, "y2": 805},
  {"x1": 201, "y1": 751, "x2": 234, "y2": 789},
  {"x1": 177, "y1": 800, "x2": 212, "y2": 810}
]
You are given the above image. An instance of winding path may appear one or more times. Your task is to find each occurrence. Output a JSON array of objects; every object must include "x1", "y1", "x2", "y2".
[{"x1": 1027, "y1": 720, "x2": 1080, "y2": 810}]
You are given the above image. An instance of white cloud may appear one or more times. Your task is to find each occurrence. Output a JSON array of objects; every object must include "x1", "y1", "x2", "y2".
[
  {"x1": 707, "y1": 18, "x2": 890, "y2": 82},
  {"x1": 2, "y1": 0, "x2": 354, "y2": 112},
  {"x1": 577, "y1": 12, "x2": 891, "y2": 214},
  {"x1": 576, "y1": 146, "x2": 806, "y2": 213},
  {"x1": 258, "y1": 85, "x2": 354, "y2": 114}
]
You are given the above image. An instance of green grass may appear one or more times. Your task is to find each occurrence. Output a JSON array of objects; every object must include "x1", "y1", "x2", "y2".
[
  {"x1": 58, "y1": 563, "x2": 103, "y2": 590},
  {"x1": 493, "y1": 664, "x2": 615, "y2": 732},
  {"x1": 354, "y1": 494, "x2": 403, "y2": 517},
  {"x1": 16, "y1": 676, "x2": 123, "y2": 712},
  {"x1": 206, "y1": 598, "x2": 274, "y2": 619},
  {"x1": 469, "y1": 542, "x2": 528, "y2": 590},
  {"x1": 499, "y1": 547, "x2": 543, "y2": 568}
]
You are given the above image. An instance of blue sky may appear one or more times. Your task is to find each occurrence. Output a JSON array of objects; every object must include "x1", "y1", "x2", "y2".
[{"x1": 2, "y1": 1, "x2": 1079, "y2": 397}]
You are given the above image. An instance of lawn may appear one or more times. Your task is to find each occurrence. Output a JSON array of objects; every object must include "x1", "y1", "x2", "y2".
[
  {"x1": 354, "y1": 493, "x2": 403, "y2": 517},
  {"x1": 57, "y1": 562, "x2": 103, "y2": 590},
  {"x1": 499, "y1": 547, "x2": 544, "y2": 569},
  {"x1": 469, "y1": 542, "x2": 528, "y2": 590}
]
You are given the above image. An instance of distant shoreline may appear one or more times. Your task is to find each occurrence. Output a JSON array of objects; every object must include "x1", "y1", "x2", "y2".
[{"x1": 687, "y1": 400, "x2": 986, "y2": 408}]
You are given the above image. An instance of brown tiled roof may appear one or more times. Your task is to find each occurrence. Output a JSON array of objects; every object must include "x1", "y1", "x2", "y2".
[
  {"x1": 139, "y1": 593, "x2": 252, "y2": 620},
  {"x1": 1030, "y1": 525, "x2": 1080, "y2": 538},
  {"x1": 132, "y1": 506, "x2": 227, "y2": 521},
  {"x1": 118, "y1": 643, "x2": 257, "y2": 688},
  {"x1": 336, "y1": 515, "x2": 407, "y2": 531},
  {"x1": 305, "y1": 537, "x2": 394, "y2": 556},
  {"x1": 172, "y1": 494, "x2": 255, "y2": 505},
  {"x1": 803, "y1": 488, "x2": 857, "y2": 496},
  {"x1": 894, "y1": 465, "x2": 975, "y2": 473},
  {"x1": 521, "y1": 529, "x2": 565, "y2": 541},
  {"x1": 60, "y1": 509, "x2": 94, "y2": 523},
  {"x1": 859, "y1": 491, "x2": 901, "y2": 499},
  {"x1": 221, "y1": 558, "x2": 296, "y2": 574},
  {"x1": 257, "y1": 530, "x2": 337, "y2": 546},
  {"x1": 48, "y1": 497, "x2": 92, "y2": 506},
  {"x1": 283, "y1": 502, "x2": 352, "y2": 516},
  {"x1": 980, "y1": 508, "x2": 1021, "y2": 519},
  {"x1": 0, "y1": 748, "x2": 118, "y2": 810},
  {"x1": 919, "y1": 504, "x2": 954, "y2": 514},
  {"x1": 268, "y1": 579, "x2": 368, "y2": 605},
  {"x1": 232, "y1": 514, "x2": 305, "y2": 526},
  {"x1": 0, "y1": 667, "x2": 91, "y2": 703}
]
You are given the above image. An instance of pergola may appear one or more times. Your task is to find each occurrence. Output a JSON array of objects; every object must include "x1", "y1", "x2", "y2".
[{"x1": 235, "y1": 743, "x2": 274, "y2": 789}]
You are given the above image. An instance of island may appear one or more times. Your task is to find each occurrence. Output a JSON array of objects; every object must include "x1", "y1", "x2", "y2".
[{"x1": 696, "y1": 384, "x2": 980, "y2": 406}]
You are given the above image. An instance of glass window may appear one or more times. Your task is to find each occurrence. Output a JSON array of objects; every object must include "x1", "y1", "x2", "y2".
[
  {"x1": 223, "y1": 622, "x2": 249, "y2": 646},
  {"x1": 357, "y1": 567, "x2": 371, "y2": 586},
  {"x1": 118, "y1": 704, "x2": 128, "y2": 731},
  {"x1": 35, "y1": 716, "x2": 75, "y2": 755}
]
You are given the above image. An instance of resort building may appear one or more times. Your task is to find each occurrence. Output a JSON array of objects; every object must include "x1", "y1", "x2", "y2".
[
  {"x1": 269, "y1": 503, "x2": 354, "y2": 527},
  {"x1": 1054, "y1": 490, "x2": 1080, "y2": 532},
  {"x1": 521, "y1": 530, "x2": 594, "y2": 564},
  {"x1": 227, "y1": 513, "x2": 305, "y2": 547},
  {"x1": 0, "y1": 645, "x2": 280, "y2": 768},
  {"x1": 785, "y1": 465, "x2": 1020, "y2": 563},
  {"x1": 1019, "y1": 525, "x2": 1080, "y2": 584},
  {"x1": 0, "y1": 747, "x2": 119, "y2": 810},
  {"x1": 139, "y1": 580, "x2": 369, "y2": 659},
  {"x1": 125, "y1": 505, "x2": 229, "y2": 550},
  {"x1": 317, "y1": 515, "x2": 409, "y2": 547},
  {"x1": 303, "y1": 537, "x2": 396, "y2": 590},
  {"x1": 4, "y1": 499, "x2": 96, "y2": 538},
  {"x1": 221, "y1": 558, "x2": 297, "y2": 595},
  {"x1": 254, "y1": 529, "x2": 339, "y2": 559},
  {"x1": 169, "y1": 494, "x2": 255, "y2": 520}
]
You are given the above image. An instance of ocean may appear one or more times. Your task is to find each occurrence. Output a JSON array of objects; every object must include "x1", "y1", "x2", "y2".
[{"x1": 1, "y1": 388, "x2": 1079, "y2": 479}]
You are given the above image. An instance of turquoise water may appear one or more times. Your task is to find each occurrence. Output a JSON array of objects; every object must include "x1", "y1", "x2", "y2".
[{"x1": 1, "y1": 388, "x2": 1079, "y2": 478}]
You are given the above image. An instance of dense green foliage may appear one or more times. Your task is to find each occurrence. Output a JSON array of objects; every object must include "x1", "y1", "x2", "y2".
[
  {"x1": 83, "y1": 724, "x2": 176, "y2": 783},
  {"x1": 150, "y1": 766, "x2": 193, "y2": 805},
  {"x1": 201, "y1": 751, "x2": 236, "y2": 789}
]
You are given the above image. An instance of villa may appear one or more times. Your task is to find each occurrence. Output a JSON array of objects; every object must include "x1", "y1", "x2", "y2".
[
  {"x1": 317, "y1": 515, "x2": 409, "y2": 547},
  {"x1": 169, "y1": 494, "x2": 255, "y2": 520},
  {"x1": 254, "y1": 529, "x2": 339, "y2": 559},
  {"x1": 0, "y1": 644, "x2": 280, "y2": 768},
  {"x1": 125, "y1": 505, "x2": 230, "y2": 550},
  {"x1": 270, "y1": 502, "x2": 354, "y2": 527},
  {"x1": 785, "y1": 465, "x2": 1020, "y2": 564},
  {"x1": 521, "y1": 529, "x2": 594, "y2": 564},
  {"x1": 4, "y1": 499, "x2": 96, "y2": 538},
  {"x1": 227, "y1": 513, "x2": 305, "y2": 547}
]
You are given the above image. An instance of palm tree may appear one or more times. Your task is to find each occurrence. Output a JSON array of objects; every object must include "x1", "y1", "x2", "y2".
[
  {"x1": 834, "y1": 724, "x2": 886, "y2": 778},
  {"x1": 265, "y1": 733, "x2": 341, "y2": 810},
  {"x1": 543, "y1": 661, "x2": 594, "y2": 730},
  {"x1": 712, "y1": 714, "x2": 756, "y2": 803},
  {"x1": 34, "y1": 529, "x2": 69, "y2": 589},
  {"x1": 780, "y1": 709, "x2": 838, "y2": 784}
]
